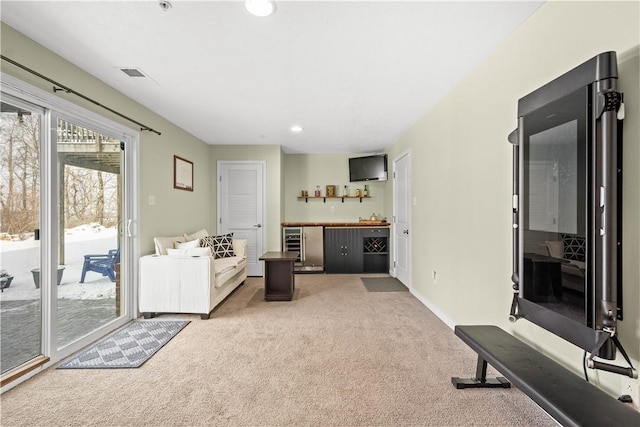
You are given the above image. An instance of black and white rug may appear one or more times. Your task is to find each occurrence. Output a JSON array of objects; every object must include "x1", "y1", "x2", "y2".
[
  {"x1": 361, "y1": 277, "x2": 409, "y2": 292},
  {"x1": 58, "y1": 320, "x2": 189, "y2": 369}
]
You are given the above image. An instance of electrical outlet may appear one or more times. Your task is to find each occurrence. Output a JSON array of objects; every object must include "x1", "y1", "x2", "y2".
[
  {"x1": 330, "y1": 205, "x2": 335, "y2": 213},
  {"x1": 621, "y1": 377, "x2": 640, "y2": 408}
]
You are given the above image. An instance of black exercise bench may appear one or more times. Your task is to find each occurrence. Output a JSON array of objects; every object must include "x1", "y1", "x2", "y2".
[{"x1": 452, "y1": 325, "x2": 640, "y2": 426}]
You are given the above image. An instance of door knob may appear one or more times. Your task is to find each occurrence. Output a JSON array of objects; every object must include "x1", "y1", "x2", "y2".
[
  {"x1": 254, "y1": 224, "x2": 262, "y2": 228},
  {"x1": 403, "y1": 229, "x2": 409, "y2": 234}
]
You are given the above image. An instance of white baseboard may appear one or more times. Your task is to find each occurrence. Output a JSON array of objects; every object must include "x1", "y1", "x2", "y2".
[{"x1": 409, "y1": 288, "x2": 456, "y2": 330}]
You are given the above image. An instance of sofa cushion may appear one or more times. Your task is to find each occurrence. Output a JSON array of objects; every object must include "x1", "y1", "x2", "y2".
[
  {"x1": 213, "y1": 256, "x2": 242, "y2": 275},
  {"x1": 184, "y1": 229, "x2": 209, "y2": 242},
  {"x1": 232, "y1": 239, "x2": 247, "y2": 258},
  {"x1": 201, "y1": 233, "x2": 235, "y2": 259},
  {"x1": 213, "y1": 257, "x2": 247, "y2": 288},
  {"x1": 567, "y1": 259, "x2": 586, "y2": 270},
  {"x1": 154, "y1": 235, "x2": 186, "y2": 255},
  {"x1": 544, "y1": 240, "x2": 564, "y2": 259}
]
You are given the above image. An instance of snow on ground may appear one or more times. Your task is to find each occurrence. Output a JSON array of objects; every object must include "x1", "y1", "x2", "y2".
[
  {"x1": 1, "y1": 263, "x2": 116, "y2": 301},
  {"x1": 1, "y1": 224, "x2": 117, "y2": 301}
]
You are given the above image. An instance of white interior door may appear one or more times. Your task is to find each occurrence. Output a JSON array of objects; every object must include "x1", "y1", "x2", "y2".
[
  {"x1": 393, "y1": 151, "x2": 411, "y2": 287},
  {"x1": 218, "y1": 161, "x2": 265, "y2": 276}
]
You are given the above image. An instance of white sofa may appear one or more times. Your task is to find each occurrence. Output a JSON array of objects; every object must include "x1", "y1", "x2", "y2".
[
  {"x1": 139, "y1": 230, "x2": 247, "y2": 319},
  {"x1": 542, "y1": 240, "x2": 586, "y2": 278}
]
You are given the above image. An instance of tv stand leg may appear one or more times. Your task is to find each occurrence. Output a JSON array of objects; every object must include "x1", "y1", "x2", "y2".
[{"x1": 451, "y1": 355, "x2": 511, "y2": 389}]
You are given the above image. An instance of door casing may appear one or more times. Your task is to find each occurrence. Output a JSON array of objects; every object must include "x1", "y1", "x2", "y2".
[
  {"x1": 393, "y1": 150, "x2": 411, "y2": 288},
  {"x1": 217, "y1": 160, "x2": 266, "y2": 276}
]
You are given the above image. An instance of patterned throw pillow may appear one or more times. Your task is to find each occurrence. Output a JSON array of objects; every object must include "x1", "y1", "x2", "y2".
[
  {"x1": 200, "y1": 233, "x2": 235, "y2": 259},
  {"x1": 561, "y1": 234, "x2": 585, "y2": 261}
]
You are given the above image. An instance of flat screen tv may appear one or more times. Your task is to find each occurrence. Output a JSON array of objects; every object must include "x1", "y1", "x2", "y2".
[
  {"x1": 349, "y1": 154, "x2": 387, "y2": 182},
  {"x1": 509, "y1": 52, "x2": 624, "y2": 360}
]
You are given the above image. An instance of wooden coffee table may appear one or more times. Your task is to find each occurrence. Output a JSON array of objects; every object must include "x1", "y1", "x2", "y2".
[{"x1": 259, "y1": 251, "x2": 299, "y2": 301}]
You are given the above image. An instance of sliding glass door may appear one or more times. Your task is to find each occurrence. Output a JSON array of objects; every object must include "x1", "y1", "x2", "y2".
[
  {"x1": 0, "y1": 97, "x2": 44, "y2": 374},
  {"x1": 1, "y1": 76, "x2": 137, "y2": 385},
  {"x1": 55, "y1": 117, "x2": 124, "y2": 348}
]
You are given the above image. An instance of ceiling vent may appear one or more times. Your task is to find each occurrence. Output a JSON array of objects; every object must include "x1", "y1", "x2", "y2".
[{"x1": 120, "y1": 68, "x2": 146, "y2": 78}]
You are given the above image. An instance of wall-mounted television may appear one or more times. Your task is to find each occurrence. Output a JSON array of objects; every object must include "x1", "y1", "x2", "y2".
[
  {"x1": 509, "y1": 51, "x2": 625, "y2": 362},
  {"x1": 349, "y1": 154, "x2": 388, "y2": 182}
]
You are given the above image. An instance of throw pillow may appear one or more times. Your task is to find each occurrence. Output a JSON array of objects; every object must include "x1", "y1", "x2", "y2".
[
  {"x1": 200, "y1": 233, "x2": 235, "y2": 259},
  {"x1": 154, "y1": 235, "x2": 186, "y2": 255},
  {"x1": 183, "y1": 229, "x2": 209, "y2": 242},
  {"x1": 167, "y1": 247, "x2": 211, "y2": 257},
  {"x1": 175, "y1": 239, "x2": 200, "y2": 249},
  {"x1": 561, "y1": 234, "x2": 585, "y2": 261}
]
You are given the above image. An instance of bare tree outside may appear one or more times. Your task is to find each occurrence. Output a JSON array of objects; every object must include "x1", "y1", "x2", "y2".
[
  {"x1": 1, "y1": 111, "x2": 119, "y2": 241},
  {"x1": 0, "y1": 110, "x2": 40, "y2": 238},
  {"x1": 64, "y1": 166, "x2": 117, "y2": 229}
]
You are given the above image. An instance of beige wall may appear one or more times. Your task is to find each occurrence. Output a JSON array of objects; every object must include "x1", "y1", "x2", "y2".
[
  {"x1": 283, "y1": 153, "x2": 387, "y2": 223},
  {"x1": 0, "y1": 23, "x2": 213, "y2": 256},
  {"x1": 385, "y1": 0, "x2": 640, "y2": 399},
  {"x1": 140, "y1": 128, "x2": 213, "y2": 255}
]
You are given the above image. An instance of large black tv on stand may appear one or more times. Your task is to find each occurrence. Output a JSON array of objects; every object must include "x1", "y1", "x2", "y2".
[{"x1": 509, "y1": 51, "x2": 632, "y2": 374}]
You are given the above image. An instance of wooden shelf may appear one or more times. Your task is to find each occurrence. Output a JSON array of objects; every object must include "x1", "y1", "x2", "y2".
[{"x1": 297, "y1": 196, "x2": 372, "y2": 203}]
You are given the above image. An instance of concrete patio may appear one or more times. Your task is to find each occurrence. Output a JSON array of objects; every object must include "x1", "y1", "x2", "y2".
[{"x1": 0, "y1": 261, "x2": 118, "y2": 374}]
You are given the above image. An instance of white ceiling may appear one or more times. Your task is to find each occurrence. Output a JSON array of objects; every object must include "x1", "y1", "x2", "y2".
[{"x1": 1, "y1": 1, "x2": 543, "y2": 154}]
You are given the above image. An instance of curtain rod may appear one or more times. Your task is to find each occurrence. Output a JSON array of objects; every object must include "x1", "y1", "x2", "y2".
[{"x1": 1, "y1": 55, "x2": 161, "y2": 136}]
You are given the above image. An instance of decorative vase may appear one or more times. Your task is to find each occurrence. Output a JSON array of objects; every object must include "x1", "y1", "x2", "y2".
[
  {"x1": 31, "y1": 266, "x2": 65, "y2": 288},
  {"x1": 1, "y1": 276, "x2": 13, "y2": 291}
]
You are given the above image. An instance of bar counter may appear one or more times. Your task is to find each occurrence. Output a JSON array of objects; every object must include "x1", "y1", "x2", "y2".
[{"x1": 281, "y1": 221, "x2": 389, "y2": 227}]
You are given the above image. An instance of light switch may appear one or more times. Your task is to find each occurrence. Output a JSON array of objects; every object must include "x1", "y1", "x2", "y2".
[{"x1": 148, "y1": 195, "x2": 156, "y2": 206}]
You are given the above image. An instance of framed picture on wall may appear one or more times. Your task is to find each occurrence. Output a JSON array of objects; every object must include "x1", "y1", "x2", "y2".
[{"x1": 174, "y1": 155, "x2": 193, "y2": 191}]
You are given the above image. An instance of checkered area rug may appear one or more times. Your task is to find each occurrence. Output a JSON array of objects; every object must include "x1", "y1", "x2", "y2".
[{"x1": 58, "y1": 320, "x2": 189, "y2": 369}]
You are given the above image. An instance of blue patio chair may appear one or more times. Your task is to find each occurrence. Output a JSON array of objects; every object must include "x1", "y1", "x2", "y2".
[{"x1": 80, "y1": 248, "x2": 119, "y2": 283}]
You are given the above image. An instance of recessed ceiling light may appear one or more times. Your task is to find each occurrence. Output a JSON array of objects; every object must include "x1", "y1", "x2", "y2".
[
  {"x1": 290, "y1": 125, "x2": 303, "y2": 133},
  {"x1": 245, "y1": 0, "x2": 275, "y2": 17},
  {"x1": 158, "y1": 1, "x2": 172, "y2": 12}
]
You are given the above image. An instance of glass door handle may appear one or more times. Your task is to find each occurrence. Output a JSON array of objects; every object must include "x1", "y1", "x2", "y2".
[{"x1": 127, "y1": 219, "x2": 133, "y2": 237}]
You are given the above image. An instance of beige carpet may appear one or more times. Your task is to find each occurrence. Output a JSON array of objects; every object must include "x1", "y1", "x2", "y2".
[{"x1": 0, "y1": 275, "x2": 554, "y2": 426}]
